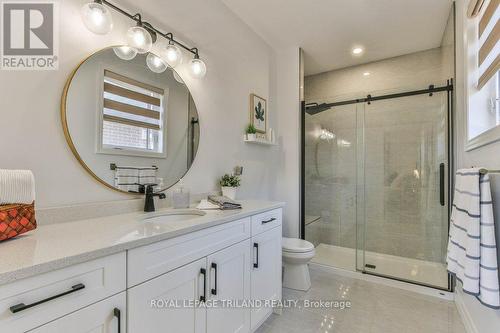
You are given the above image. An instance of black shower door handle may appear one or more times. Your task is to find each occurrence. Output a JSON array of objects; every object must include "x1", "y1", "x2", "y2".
[{"x1": 439, "y1": 163, "x2": 445, "y2": 206}]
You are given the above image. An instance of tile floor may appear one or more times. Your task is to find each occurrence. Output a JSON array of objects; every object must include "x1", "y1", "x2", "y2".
[{"x1": 256, "y1": 266, "x2": 466, "y2": 333}]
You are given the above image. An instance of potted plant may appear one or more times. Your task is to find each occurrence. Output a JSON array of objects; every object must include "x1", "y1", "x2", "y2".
[
  {"x1": 245, "y1": 124, "x2": 257, "y2": 141},
  {"x1": 219, "y1": 174, "x2": 241, "y2": 199}
]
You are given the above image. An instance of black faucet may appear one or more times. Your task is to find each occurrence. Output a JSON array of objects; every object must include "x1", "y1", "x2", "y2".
[{"x1": 144, "y1": 185, "x2": 166, "y2": 212}]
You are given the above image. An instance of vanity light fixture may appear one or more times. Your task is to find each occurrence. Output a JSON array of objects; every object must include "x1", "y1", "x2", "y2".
[
  {"x1": 161, "y1": 42, "x2": 183, "y2": 68},
  {"x1": 146, "y1": 53, "x2": 168, "y2": 73},
  {"x1": 81, "y1": 0, "x2": 206, "y2": 78},
  {"x1": 189, "y1": 55, "x2": 207, "y2": 79},
  {"x1": 81, "y1": 1, "x2": 113, "y2": 35},
  {"x1": 363, "y1": 72, "x2": 371, "y2": 76},
  {"x1": 113, "y1": 46, "x2": 138, "y2": 60},
  {"x1": 126, "y1": 24, "x2": 154, "y2": 54}
]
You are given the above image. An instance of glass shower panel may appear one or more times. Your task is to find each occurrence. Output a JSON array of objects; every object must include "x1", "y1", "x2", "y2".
[
  {"x1": 304, "y1": 103, "x2": 358, "y2": 271},
  {"x1": 359, "y1": 92, "x2": 449, "y2": 289}
]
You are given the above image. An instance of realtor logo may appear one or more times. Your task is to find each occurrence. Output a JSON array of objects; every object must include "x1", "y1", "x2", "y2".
[{"x1": 1, "y1": 1, "x2": 58, "y2": 70}]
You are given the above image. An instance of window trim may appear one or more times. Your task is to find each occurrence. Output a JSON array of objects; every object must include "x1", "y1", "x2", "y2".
[
  {"x1": 464, "y1": 2, "x2": 500, "y2": 151},
  {"x1": 95, "y1": 67, "x2": 169, "y2": 158}
]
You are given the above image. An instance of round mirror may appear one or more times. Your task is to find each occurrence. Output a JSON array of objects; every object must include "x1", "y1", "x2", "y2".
[{"x1": 62, "y1": 46, "x2": 200, "y2": 193}]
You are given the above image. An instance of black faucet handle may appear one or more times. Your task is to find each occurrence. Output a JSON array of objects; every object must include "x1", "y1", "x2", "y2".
[
  {"x1": 145, "y1": 185, "x2": 155, "y2": 194},
  {"x1": 128, "y1": 184, "x2": 146, "y2": 194}
]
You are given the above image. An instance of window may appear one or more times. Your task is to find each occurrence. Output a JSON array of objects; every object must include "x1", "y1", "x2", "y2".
[
  {"x1": 466, "y1": 0, "x2": 500, "y2": 149},
  {"x1": 99, "y1": 70, "x2": 166, "y2": 157}
]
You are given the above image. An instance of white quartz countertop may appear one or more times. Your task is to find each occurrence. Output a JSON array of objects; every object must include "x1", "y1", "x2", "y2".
[{"x1": 0, "y1": 200, "x2": 284, "y2": 286}]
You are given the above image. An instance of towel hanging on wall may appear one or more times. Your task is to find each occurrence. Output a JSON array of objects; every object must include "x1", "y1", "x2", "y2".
[
  {"x1": 0, "y1": 169, "x2": 35, "y2": 205},
  {"x1": 447, "y1": 168, "x2": 500, "y2": 309}
]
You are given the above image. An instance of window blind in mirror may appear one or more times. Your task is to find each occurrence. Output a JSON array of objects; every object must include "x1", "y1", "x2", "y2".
[
  {"x1": 103, "y1": 70, "x2": 164, "y2": 130},
  {"x1": 477, "y1": 0, "x2": 499, "y2": 89}
]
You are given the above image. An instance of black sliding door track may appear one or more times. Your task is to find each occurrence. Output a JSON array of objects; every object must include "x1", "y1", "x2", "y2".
[{"x1": 305, "y1": 83, "x2": 453, "y2": 115}]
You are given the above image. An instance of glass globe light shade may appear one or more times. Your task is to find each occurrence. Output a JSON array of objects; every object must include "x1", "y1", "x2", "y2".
[
  {"x1": 81, "y1": 2, "x2": 113, "y2": 35},
  {"x1": 113, "y1": 46, "x2": 138, "y2": 60},
  {"x1": 161, "y1": 44, "x2": 183, "y2": 68},
  {"x1": 189, "y1": 58, "x2": 207, "y2": 79},
  {"x1": 126, "y1": 26, "x2": 153, "y2": 54},
  {"x1": 146, "y1": 53, "x2": 168, "y2": 73}
]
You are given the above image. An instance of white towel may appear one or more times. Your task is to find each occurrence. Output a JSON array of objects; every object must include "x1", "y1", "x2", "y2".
[
  {"x1": 0, "y1": 169, "x2": 35, "y2": 205},
  {"x1": 447, "y1": 168, "x2": 500, "y2": 309}
]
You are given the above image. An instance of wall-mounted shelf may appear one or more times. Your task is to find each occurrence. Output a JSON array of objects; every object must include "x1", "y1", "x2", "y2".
[{"x1": 243, "y1": 136, "x2": 277, "y2": 146}]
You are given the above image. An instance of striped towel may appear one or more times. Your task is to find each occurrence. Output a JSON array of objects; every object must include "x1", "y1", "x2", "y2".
[
  {"x1": 0, "y1": 169, "x2": 35, "y2": 205},
  {"x1": 447, "y1": 168, "x2": 499, "y2": 309},
  {"x1": 114, "y1": 166, "x2": 157, "y2": 192}
]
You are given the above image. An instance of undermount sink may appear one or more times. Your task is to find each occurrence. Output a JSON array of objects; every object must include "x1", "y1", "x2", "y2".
[{"x1": 142, "y1": 209, "x2": 206, "y2": 223}]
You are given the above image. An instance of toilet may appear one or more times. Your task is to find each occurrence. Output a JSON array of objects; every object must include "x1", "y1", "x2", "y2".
[{"x1": 282, "y1": 237, "x2": 315, "y2": 291}]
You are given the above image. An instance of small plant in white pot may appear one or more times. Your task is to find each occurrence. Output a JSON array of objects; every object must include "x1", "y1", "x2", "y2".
[
  {"x1": 245, "y1": 124, "x2": 257, "y2": 141},
  {"x1": 219, "y1": 174, "x2": 240, "y2": 200}
]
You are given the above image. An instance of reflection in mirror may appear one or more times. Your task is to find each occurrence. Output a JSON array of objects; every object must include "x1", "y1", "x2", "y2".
[{"x1": 63, "y1": 46, "x2": 199, "y2": 193}]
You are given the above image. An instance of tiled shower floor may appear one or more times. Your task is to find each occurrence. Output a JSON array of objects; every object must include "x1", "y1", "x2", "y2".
[
  {"x1": 256, "y1": 266, "x2": 465, "y2": 333},
  {"x1": 311, "y1": 243, "x2": 449, "y2": 289}
]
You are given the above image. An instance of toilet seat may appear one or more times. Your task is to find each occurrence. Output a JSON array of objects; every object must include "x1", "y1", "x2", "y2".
[{"x1": 282, "y1": 237, "x2": 314, "y2": 253}]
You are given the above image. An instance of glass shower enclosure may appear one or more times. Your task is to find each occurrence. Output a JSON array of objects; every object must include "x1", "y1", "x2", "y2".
[{"x1": 303, "y1": 83, "x2": 453, "y2": 290}]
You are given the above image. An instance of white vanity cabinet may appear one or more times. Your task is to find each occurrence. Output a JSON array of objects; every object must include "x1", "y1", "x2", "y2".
[
  {"x1": 0, "y1": 206, "x2": 282, "y2": 333},
  {"x1": 128, "y1": 258, "x2": 207, "y2": 333},
  {"x1": 29, "y1": 292, "x2": 126, "y2": 333},
  {"x1": 206, "y1": 239, "x2": 252, "y2": 333},
  {"x1": 0, "y1": 253, "x2": 126, "y2": 333},
  {"x1": 250, "y1": 226, "x2": 282, "y2": 329},
  {"x1": 127, "y1": 208, "x2": 282, "y2": 333}
]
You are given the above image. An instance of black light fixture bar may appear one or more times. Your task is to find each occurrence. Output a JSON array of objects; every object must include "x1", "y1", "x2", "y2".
[
  {"x1": 305, "y1": 82, "x2": 454, "y2": 115},
  {"x1": 97, "y1": 0, "x2": 200, "y2": 57}
]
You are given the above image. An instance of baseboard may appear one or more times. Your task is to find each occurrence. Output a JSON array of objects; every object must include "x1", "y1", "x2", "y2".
[{"x1": 454, "y1": 288, "x2": 479, "y2": 333}]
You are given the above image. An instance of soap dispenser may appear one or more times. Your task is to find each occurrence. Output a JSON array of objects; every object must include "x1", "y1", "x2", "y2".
[{"x1": 172, "y1": 178, "x2": 190, "y2": 209}]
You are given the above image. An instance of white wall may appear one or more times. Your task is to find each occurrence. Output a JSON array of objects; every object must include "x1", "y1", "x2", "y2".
[
  {"x1": 274, "y1": 47, "x2": 301, "y2": 237},
  {"x1": 0, "y1": 0, "x2": 286, "y2": 208},
  {"x1": 454, "y1": 1, "x2": 500, "y2": 332}
]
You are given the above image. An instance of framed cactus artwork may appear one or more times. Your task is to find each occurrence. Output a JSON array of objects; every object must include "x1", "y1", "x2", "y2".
[{"x1": 250, "y1": 93, "x2": 267, "y2": 134}]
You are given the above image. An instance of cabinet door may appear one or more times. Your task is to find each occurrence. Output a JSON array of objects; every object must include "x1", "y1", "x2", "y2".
[
  {"x1": 207, "y1": 239, "x2": 251, "y2": 333},
  {"x1": 250, "y1": 226, "x2": 282, "y2": 329},
  {"x1": 29, "y1": 292, "x2": 126, "y2": 333},
  {"x1": 128, "y1": 258, "x2": 207, "y2": 333}
]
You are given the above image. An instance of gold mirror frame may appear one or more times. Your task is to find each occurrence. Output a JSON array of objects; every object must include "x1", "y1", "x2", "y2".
[{"x1": 61, "y1": 46, "x2": 200, "y2": 194}]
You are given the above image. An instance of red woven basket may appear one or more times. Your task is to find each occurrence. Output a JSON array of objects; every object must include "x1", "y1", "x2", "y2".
[{"x1": 0, "y1": 202, "x2": 36, "y2": 241}]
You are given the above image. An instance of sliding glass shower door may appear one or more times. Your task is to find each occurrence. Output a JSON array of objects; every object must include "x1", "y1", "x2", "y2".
[
  {"x1": 356, "y1": 91, "x2": 450, "y2": 289},
  {"x1": 304, "y1": 87, "x2": 451, "y2": 290}
]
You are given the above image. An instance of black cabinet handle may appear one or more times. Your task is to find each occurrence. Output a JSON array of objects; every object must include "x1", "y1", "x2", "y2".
[
  {"x1": 113, "y1": 308, "x2": 121, "y2": 333},
  {"x1": 10, "y1": 283, "x2": 85, "y2": 314},
  {"x1": 211, "y1": 263, "x2": 218, "y2": 295},
  {"x1": 200, "y1": 268, "x2": 207, "y2": 302},
  {"x1": 261, "y1": 217, "x2": 276, "y2": 224},
  {"x1": 439, "y1": 163, "x2": 445, "y2": 206},
  {"x1": 253, "y1": 243, "x2": 259, "y2": 268}
]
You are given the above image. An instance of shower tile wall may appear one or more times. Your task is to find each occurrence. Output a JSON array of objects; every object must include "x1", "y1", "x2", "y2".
[
  {"x1": 305, "y1": 45, "x2": 453, "y2": 263},
  {"x1": 305, "y1": 104, "x2": 357, "y2": 249}
]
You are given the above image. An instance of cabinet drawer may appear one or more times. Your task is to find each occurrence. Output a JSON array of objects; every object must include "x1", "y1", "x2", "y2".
[
  {"x1": 0, "y1": 252, "x2": 126, "y2": 333},
  {"x1": 128, "y1": 217, "x2": 251, "y2": 287},
  {"x1": 29, "y1": 292, "x2": 126, "y2": 333},
  {"x1": 251, "y1": 209, "x2": 282, "y2": 236}
]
